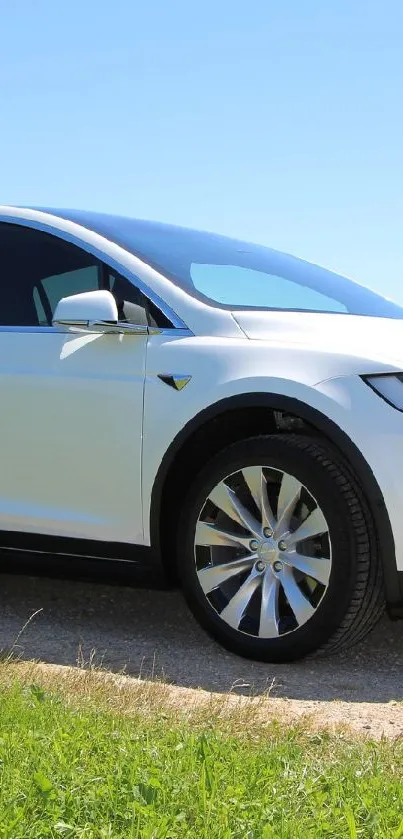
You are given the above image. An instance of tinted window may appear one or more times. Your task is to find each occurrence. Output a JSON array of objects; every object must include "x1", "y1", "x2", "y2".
[
  {"x1": 109, "y1": 270, "x2": 173, "y2": 328},
  {"x1": 40, "y1": 266, "x2": 100, "y2": 318},
  {"x1": 0, "y1": 223, "x2": 102, "y2": 326}
]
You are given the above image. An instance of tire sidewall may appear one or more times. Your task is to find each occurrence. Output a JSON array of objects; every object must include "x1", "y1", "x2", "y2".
[{"x1": 177, "y1": 436, "x2": 360, "y2": 662}]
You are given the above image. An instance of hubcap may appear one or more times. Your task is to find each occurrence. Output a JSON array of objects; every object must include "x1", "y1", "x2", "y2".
[{"x1": 194, "y1": 465, "x2": 332, "y2": 638}]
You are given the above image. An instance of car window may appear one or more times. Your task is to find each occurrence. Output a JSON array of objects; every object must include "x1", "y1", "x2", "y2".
[
  {"x1": 0, "y1": 221, "x2": 174, "y2": 329},
  {"x1": 190, "y1": 264, "x2": 349, "y2": 313},
  {"x1": 0, "y1": 223, "x2": 102, "y2": 326},
  {"x1": 109, "y1": 270, "x2": 174, "y2": 328},
  {"x1": 39, "y1": 266, "x2": 100, "y2": 321},
  {"x1": 109, "y1": 271, "x2": 143, "y2": 309}
]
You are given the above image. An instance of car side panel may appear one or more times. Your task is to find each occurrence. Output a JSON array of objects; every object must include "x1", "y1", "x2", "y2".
[
  {"x1": 142, "y1": 334, "x2": 347, "y2": 536},
  {"x1": 143, "y1": 335, "x2": 403, "y2": 579},
  {"x1": 0, "y1": 330, "x2": 146, "y2": 543}
]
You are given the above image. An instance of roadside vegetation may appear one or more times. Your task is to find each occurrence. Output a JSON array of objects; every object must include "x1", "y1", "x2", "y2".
[{"x1": 0, "y1": 660, "x2": 402, "y2": 838}]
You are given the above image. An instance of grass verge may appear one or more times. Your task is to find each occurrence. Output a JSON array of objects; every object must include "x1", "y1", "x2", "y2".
[{"x1": 0, "y1": 661, "x2": 402, "y2": 837}]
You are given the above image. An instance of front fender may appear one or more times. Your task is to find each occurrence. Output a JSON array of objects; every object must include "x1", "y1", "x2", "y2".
[{"x1": 143, "y1": 337, "x2": 401, "y2": 612}]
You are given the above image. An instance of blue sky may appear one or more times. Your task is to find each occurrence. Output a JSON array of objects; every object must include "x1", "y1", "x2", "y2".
[{"x1": 1, "y1": 1, "x2": 403, "y2": 300}]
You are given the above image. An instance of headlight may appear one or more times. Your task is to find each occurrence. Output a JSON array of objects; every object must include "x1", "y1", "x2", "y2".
[{"x1": 362, "y1": 374, "x2": 403, "y2": 412}]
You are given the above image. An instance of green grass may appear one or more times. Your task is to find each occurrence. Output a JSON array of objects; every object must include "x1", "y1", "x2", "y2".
[{"x1": 0, "y1": 675, "x2": 402, "y2": 839}]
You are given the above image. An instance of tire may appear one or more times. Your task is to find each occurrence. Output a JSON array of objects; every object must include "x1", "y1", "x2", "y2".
[{"x1": 177, "y1": 434, "x2": 384, "y2": 663}]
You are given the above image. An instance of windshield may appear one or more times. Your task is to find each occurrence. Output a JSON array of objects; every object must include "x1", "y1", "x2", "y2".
[{"x1": 42, "y1": 210, "x2": 403, "y2": 319}]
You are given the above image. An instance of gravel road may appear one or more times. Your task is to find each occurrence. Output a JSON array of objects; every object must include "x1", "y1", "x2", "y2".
[{"x1": 0, "y1": 551, "x2": 402, "y2": 703}]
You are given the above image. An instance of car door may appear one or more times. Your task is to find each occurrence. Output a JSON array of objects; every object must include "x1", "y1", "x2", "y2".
[{"x1": 0, "y1": 221, "x2": 148, "y2": 545}]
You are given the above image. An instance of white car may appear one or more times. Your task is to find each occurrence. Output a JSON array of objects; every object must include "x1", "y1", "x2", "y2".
[{"x1": 0, "y1": 206, "x2": 402, "y2": 662}]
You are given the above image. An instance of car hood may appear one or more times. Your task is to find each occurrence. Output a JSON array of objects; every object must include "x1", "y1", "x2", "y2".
[{"x1": 232, "y1": 310, "x2": 403, "y2": 372}]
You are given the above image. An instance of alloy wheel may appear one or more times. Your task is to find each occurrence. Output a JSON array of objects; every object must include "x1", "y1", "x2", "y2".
[{"x1": 194, "y1": 465, "x2": 332, "y2": 638}]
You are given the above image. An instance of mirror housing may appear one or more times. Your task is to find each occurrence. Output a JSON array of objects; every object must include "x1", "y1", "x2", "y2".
[{"x1": 53, "y1": 290, "x2": 150, "y2": 335}]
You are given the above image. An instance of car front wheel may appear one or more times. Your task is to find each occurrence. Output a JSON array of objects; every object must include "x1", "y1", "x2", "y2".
[{"x1": 177, "y1": 434, "x2": 384, "y2": 662}]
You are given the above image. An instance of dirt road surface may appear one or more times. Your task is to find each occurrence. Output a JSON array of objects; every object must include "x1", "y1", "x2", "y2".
[{"x1": 0, "y1": 551, "x2": 402, "y2": 710}]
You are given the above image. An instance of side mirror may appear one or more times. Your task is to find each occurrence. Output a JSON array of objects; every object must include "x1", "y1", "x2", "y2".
[{"x1": 53, "y1": 290, "x2": 149, "y2": 334}]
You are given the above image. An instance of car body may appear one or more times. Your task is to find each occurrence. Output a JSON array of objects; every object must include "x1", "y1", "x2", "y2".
[{"x1": 0, "y1": 204, "x2": 402, "y2": 661}]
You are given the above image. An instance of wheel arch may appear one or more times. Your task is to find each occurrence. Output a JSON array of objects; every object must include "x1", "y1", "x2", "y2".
[{"x1": 149, "y1": 392, "x2": 403, "y2": 615}]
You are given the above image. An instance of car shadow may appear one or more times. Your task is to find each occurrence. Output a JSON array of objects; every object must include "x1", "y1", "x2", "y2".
[{"x1": 0, "y1": 552, "x2": 402, "y2": 703}]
